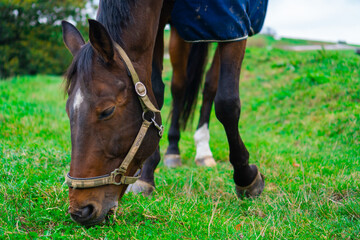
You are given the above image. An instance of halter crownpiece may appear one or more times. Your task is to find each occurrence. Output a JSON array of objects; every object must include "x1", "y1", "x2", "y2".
[{"x1": 65, "y1": 42, "x2": 163, "y2": 189}]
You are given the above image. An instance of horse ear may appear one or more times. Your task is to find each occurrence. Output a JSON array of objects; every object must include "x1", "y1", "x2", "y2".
[
  {"x1": 88, "y1": 19, "x2": 114, "y2": 62},
  {"x1": 62, "y1": 21, "x2": 85, "y2": 56}
]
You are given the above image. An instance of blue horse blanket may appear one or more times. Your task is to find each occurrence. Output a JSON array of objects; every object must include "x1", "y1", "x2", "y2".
[{"x1": 171, "y1": 0, "x2": 268, "y2": 42}]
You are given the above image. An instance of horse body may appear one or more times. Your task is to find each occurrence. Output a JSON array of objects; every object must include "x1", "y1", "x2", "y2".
[
  {"x1": 162, "y1": 1, "x2": 268, "y2": 192},
  {"x1": 163, "y1": 30, "x2": 263, "y2": 187}
]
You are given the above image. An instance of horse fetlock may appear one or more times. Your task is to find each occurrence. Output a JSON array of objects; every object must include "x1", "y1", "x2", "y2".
[
  {"x1": 126, "y1": 180, "x2": 155, "y2": 196},
  {"x1": 235, "y1": 165, "x2": 265, "y2": 199},
  {"x1": 193, "y1": 124, "x2": 216, "y2": 167},
  {"x1": 195, "y1": 156, "x2": 217, "y2": 167},
  {"x1": 164, "y1": 154, "x2": 182, "y2": 168}
]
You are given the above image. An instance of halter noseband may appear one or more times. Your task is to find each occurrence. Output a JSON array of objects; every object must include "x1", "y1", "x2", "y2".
[{"x1": 65, "y1": 43, "x2": 163, "y2": 189}]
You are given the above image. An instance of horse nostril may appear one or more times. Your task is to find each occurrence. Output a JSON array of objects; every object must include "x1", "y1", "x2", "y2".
[
  {"x1": 70, "y1": 204, "x2": 95, "y2": 222},
  {"x1": 80, "y1": 205, "x2": 93, "y2": 218}
]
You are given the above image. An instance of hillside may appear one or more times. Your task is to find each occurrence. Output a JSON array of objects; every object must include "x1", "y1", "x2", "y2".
[{"x1": 0, "y1": 38, "x2": 359, "y2": 238}]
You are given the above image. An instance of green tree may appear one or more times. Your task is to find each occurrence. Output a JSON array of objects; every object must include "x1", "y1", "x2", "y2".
[{"x1": 0, "y1": 0, "x2": 94, "y2": 78}]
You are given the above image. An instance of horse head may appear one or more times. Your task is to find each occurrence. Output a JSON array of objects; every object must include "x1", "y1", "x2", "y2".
[{"x1": 62, "y1": 20, "x2": 162, "y2": 226}]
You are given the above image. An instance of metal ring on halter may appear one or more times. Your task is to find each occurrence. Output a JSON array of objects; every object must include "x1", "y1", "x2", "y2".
[
  {"x1": 110, "y1": 168, "x2": 126, "y2": 185},
  {"x1": 135, "y1": 82, "x2": 147, "y2": 97},
  {"x1": 142, "y1": 111, "x2": 164, "y2": 137},
  {"x1": 142, "y1": 110, "x2": 154, "y2": 122}
]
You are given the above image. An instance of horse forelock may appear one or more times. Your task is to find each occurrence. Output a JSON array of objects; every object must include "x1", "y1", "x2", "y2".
[{"x1": 64, "y1": 44, "x2": 94, "y2": 95}]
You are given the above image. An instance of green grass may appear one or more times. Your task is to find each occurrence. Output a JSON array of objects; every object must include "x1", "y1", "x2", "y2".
[{"x1": 1, "y1": 41, "x2": 360, "y2": 239}]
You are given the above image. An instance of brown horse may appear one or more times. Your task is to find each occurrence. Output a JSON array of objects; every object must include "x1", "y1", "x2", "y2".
[{"x1": 62, "y1": 0, "x2": 264, "y2": 226}]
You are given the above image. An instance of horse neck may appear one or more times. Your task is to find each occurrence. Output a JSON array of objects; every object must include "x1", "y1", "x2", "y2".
[{"x1": 99, "y1": 0, "x2": 164, "y2": 86}]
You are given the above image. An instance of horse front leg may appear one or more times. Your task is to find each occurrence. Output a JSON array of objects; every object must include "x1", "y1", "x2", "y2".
[
  {"x1": 126, "y1": 33, "x2": 164, "y2": 195},
  {"x1": 126, "y1": 3, "x2": 173, "y2": 195},
  {"x1": 214, "y1": 40, "x2": 264, "y2": 198},
  {"x1": 126, "y1": 147, "x2": 161, "y2": 195},
  {"x1": 194, "y1": 47, "x2": 220, "y2": 167}
]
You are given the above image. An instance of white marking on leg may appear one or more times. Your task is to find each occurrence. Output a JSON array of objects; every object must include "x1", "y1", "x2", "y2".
[
  {"x1": 73, "y1": 88, "x2": 83, "y2": 112},
  {"x1": 194, "y1": 123, "x2": 213, "y2": 160}
]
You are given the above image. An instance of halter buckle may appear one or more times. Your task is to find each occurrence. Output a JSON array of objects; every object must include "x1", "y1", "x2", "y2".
[
  {"x1": 110, "y1": 167, "x2": 126, "y2": 185},
  {"x1": 135, "y1": 82, "x2": 147, "y2": 97}
]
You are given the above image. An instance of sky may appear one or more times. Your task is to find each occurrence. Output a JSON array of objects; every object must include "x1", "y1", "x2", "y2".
[
  {"x1": 89, "y1": 0, "x2": 360, "y2": 44},
  {"x1": 263, "y1": 0, "x2": 360, "y2": 44}
]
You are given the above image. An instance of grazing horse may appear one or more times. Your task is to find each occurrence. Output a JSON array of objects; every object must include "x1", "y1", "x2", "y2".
[{"x1": 61, "y1": 0, "x2": 267, "y2": 226}]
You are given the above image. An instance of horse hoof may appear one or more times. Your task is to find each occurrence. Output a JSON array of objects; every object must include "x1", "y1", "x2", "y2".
[
  {"x1": 195, "y1": 156, "x2": 216, "y2": 167},
  {"x1": 235, "y1": 166, "x2": 265, "y2": 199},
  {"x1": 164, "y1": 154, "x2": 182, "y2": 168},
  {"x1": 126, "y1": 180, "x2": 155, "y2": 196}
]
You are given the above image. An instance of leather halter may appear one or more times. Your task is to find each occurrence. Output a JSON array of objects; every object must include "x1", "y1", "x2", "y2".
[{"x1": 65, "y1": 43, "x2": 163, "y2": 189}]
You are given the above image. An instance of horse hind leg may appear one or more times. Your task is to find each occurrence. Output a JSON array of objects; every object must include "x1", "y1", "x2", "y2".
[
  {"x1": 194, "y1": 124, "x2": 215, "y2": 166},
  {"x1": 194, "y1": 47, "x2": 220, "y2": 167},
  {"x1": 164, "y1": 27, "x2": 191, "y2": 168},
  {"x1": 215, "y1": 40, "x2": 264, "y2": 198}
]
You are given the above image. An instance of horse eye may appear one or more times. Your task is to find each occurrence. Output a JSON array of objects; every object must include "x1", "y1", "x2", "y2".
[{"x1": 99, "y1": 106, "x2": 116, "y2": 120}]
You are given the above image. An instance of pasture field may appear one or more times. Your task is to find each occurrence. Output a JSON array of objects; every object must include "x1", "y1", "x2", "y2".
[{"x1": 1, "y1": 36, "x2": 359, "y2": 239}]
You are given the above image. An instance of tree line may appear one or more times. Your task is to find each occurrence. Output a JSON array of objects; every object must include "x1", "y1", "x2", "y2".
[{"x1": 0, "y1": 0, "x2": 95, "y2": 78}]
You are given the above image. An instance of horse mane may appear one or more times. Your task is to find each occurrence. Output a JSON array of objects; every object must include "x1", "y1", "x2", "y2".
[
  {"x1": 97, "y1": 0, "x2": 135, "y2": 45},
  {"x1": 64, "y1": 0, "x2": 135, "y2": 93}
]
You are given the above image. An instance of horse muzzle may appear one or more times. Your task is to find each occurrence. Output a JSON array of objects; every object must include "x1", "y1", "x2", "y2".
[{"x1": 68, "y1": 201, "x2": 118, "y2": 226}]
